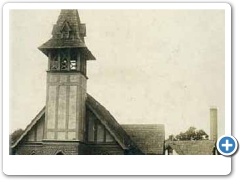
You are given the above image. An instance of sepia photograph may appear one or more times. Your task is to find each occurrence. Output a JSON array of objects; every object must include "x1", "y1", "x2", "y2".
[{"x1": 9, "y1": 8, "x2": 225, "y2": 155}]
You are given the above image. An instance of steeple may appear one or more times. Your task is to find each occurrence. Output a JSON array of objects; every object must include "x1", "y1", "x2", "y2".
[
  {"x1": 39, "y1": 10, "x2": 95, "y2": 61},
  {"x1": 39, "y1": 10, "x2": 94, "y2": 143}
]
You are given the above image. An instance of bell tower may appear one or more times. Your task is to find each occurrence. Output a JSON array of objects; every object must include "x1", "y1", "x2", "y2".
[{"x1": 38, "y1": 10, "x2": 95, "y2": 153}]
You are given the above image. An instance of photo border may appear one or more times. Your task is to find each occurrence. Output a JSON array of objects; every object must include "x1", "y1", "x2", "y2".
[{"x1": 3, "y1": 2, "x2": 231, "y2": 175}]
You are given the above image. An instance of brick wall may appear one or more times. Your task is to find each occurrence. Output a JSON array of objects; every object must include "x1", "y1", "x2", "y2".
[
  {"x1": 86, "y1": 144, "x2": 124, "y2": 155},
  {"x1": 15, "y1": 144, "x2": 43, "y2": 155},
  {"x1": 42, "y1": 141, "x2": 80, "y2": 155},
  {"x1": 15, "y1": 141, "x2": 85, "y2": 155}
]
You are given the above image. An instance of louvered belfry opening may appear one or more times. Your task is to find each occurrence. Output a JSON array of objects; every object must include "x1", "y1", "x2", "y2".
[{"x1": 39, "y1": 10, "x2": 95, "y2": 77}]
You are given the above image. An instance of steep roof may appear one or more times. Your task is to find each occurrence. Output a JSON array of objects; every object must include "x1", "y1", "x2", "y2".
[
  {"x1": 11, "y1": 107, "x2": 45, "y2": 148},
  {"x1": 165, "y1": 140, "x2": 216, "y2": 155},
  {"x1": 12, "y1": 94, "x2": 142, "y2": 154},
  {"x1": 86, "y1": 94, "x2": 143, "y2": 154},
  {"x1": 38, "y1": 9, "x2": 95, "y2": 60},
  {"x1": 121, "y1": 124, "x2": 165, "y2": 154}
]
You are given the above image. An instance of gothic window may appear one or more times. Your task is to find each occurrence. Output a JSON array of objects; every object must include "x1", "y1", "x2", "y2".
[
  {"x1": 56, "y1": 152, "x2": 64, "y2": 155},
  {"x1": 55, "y1": 150, "x2": 65, "y2": 155},
  {"x1": 30, "y1": 151, "x2": 36, "y2": 155}
]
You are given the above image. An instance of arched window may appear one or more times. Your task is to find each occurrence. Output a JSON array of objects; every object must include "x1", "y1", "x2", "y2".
[
  {"x1": 55, "y1": 150, "x2": 65, "y2": 155},
  {"x1": 30, "y1": 151, "x2": 36, "y2": 155}
]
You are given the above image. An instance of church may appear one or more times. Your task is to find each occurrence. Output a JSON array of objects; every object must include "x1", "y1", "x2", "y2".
[{"x1": 11, "y1": 10, "x2": 165, "y2": 155}]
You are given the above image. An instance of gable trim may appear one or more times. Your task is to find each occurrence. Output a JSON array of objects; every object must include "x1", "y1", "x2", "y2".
[
  {"x1": 86, "y1": 94, "x2": 142, "y2": 153},
  {"x1": 11, "y1": 107, "x2": 45, "y2": 148}
]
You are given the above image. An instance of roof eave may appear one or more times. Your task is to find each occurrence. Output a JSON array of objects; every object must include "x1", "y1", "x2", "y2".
[
  {"x1": 38, "y1": 46, "x2": 96, "y2": 61},
  {"x1": 11, "y1": 107, "x2": 46, "y2": 149}
]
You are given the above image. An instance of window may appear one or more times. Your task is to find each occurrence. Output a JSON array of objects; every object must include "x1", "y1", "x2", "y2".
[
  {"x1": 61, "y1": 59, "x2": 68, "y2": 70},
  {"x1": 50, "y1": 60, "x2": 58, "y2": 70},
  {"x1": 49, "y1": 49, "x2": 81, "y2": 72},
  {"x1": 50, "y1": 51, "x2": 59, "y2": 70},
  {"x1": 55, "y1": 150, "x2": 65, "y2": 155},
  {"x1": 88, "y1": 118, "x2": 94, "y2": 142},
  {"x1": 87, "y1": 118, "x2": 115, "y2": 143},
  {"x1": 97, "y1": 124, "x2": 105, "y2": 142},
  {"x1": 70, "y1": 60, "x2": 77, "y2": 70},
  {"x1": 70, "y1": 49, "x2": 78, "y2": 71}
]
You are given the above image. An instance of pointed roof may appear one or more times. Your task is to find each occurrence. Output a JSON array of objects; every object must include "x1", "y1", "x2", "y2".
[
  {"x1": 11, "y1": 107, "x2": 45, "y2": 148},
  {"x1": 86, "y1": 94, "x2": 143, "y2": 154},
  {"x1": 38, "y1": 10, "x2": 95, "y2": 60},
  {"x1": 11, "y1": 94, "x2": 142, "y2": 154}
]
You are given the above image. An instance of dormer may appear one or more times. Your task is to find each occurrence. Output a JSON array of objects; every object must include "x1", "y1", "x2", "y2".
[{"x1": 61, "y1": 21, "x2": 71, "y2": 39}]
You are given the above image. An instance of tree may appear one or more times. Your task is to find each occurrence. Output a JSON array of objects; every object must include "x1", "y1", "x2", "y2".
[
  {"x1": 10, "y1": 129, "x2": 24, "y2": 145},
  {"x1": 168, "y1": 134, "x2": 175, "y2": 141},
  {"x1": 167, "y1": 127, "x2": 209, "y2": 141}
]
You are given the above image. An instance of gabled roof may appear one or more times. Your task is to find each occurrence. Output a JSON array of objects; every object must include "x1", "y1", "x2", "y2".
[
  {"x1": 121, "y1": 124, "x2": 165, "y2": 154},
  {"x1": 38, "y1": 9, "x2": 96, "y2": 60},
  {"x1": 11, "y1": 107, "x2": 45, "y2": 148},
  {"x1": 86, "y1": 94, "x2": 143, "y2": 154},
  {"x1": 165, "y1": 140, "x2": 216, "y2": 155},
  {"x1": 12, "y1": 94, "x2": 142, "y2": 154}
]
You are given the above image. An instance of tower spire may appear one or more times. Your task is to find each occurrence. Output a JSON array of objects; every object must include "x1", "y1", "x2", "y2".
[{"x1": 38, "y1": 9, "x2": 95, "y2": 60}]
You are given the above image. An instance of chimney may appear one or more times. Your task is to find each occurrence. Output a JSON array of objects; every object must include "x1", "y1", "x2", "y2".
[{"x1": 210, "y1": 108, "x2": 218, "y2": 142}]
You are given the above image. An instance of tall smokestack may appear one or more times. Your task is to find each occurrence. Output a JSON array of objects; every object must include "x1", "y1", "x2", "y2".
[{"x1": 210, "y1": 108, "x2": 218, "y2": 142}]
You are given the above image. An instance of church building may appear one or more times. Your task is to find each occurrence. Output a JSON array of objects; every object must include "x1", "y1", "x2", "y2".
[{"x1": 11, "y1": 10, "x2": 165, "y2": 155}]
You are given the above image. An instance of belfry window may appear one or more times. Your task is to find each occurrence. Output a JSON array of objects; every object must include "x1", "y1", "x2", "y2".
[
  {"x1": 50, "y1": 51, "x2": 59, "y2": 70},
  {"x1": 61, "y1": 59, "x2": 68, "y2": 70},
  {"x1": 48, "y1": 49, "x2": 82, "y2": 72},
  {"x1": 70, "y1": 60, "x2": 77, "y2": 70},
  {"x1": 70, "y1": 49, "x2": 78, "y2": 71}
]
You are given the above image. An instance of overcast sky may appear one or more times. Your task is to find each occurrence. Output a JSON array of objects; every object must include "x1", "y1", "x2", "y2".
[{"x1": 9, "y1": 9, "x2": 225, "y2": 137}]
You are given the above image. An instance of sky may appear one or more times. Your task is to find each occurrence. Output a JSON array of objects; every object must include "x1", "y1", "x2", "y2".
[{"x1": 9, "y1": 9, "x2": 225, "y2": 138}]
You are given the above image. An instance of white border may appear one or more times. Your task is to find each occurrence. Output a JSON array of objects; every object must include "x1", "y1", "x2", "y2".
[{"x1": 3, "y1": 3, "x2": 231, "y2": 175}]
